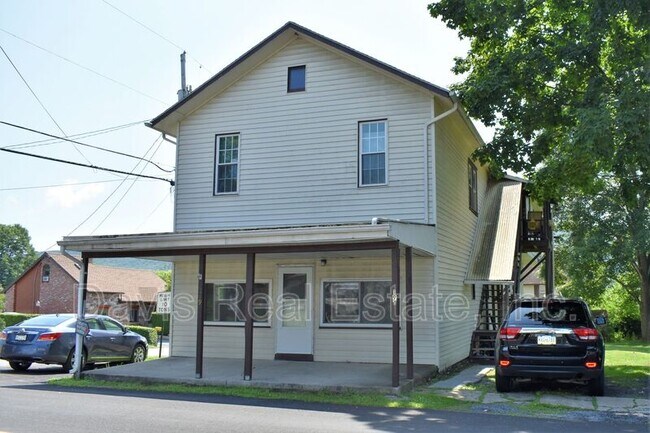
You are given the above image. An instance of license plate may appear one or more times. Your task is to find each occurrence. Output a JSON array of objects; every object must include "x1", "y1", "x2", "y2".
[
  {"x1": 537, "y1": 335, "x2": 556, "y2": 345},
  {"x1": 15, "y1": 334, "x2": 27, "y2": 341}
]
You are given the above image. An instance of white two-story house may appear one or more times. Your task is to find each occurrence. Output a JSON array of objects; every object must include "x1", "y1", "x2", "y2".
[{"x1": 60, "y1": 22, "x2": 528, "y2": 388}]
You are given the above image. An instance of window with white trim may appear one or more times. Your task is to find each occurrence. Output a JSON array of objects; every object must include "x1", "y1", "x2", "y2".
[
  {"x1": 204, "y1": 281, "x2": 270, "y2": 324},
  {"x1": 322, "y1": 280, "x2": 391, "y2": 326},
  {"x1": 214, "y1": 134, "x2": 239, "y2": 194},
  {"x1": 359, "y1": 120, "x2": 387, "y2": 186}
]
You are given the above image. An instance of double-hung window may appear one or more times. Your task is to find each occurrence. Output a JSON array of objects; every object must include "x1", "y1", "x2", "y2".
[
  {"x1": 322, "y1": 280, "x2": 392, "y2": 327},
  {"x1": 215, "y1": 134, "x2": 239, "y2": 194},
  {"x1": 359, "y1": 120, "x2": 387, "y2": 186},
  {"x1": 204, "y1": 282, "x2": 271, "y2": 324}
]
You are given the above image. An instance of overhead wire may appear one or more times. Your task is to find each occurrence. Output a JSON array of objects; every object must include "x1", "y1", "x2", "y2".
[
  {"x1": 0, "y1": 179, "x2": 142, "y2": 191},
  {"x1": 0, "y1": 27, "x2": 168, "y2": 105},
  {"x1": 3, "y1": 119, "x2": 146, "y2": 149},
  {"x1": 0, "y1": 120, "x2": 174, "y2": 173},
  {"x1": 101, "y1": 0, "x2": 212, "y2": 75},
  {"x1": 0, "y1": 147, "x2": 174, "y2": 185},
  {"x1": 90, "y1": 135, "x2": 165, "y2": 233},
  {"x1": 134, "y1": 190, "x2": 172, "y2": 231},
  {"x1": 64, "y1": 135, "x2": 171, "y2": 239},
  {"x1": 0, "y1": 42, "x2": 93, "y2": 165}
]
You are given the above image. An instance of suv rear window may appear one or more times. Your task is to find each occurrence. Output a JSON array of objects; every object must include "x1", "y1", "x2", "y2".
[{"x1": 507, "y1": 300, "x2": 590, "y2": 327}]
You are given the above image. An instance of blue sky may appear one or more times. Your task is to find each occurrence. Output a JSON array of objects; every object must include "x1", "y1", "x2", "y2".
[{"x1": 0, "y1": 0, "x2": 489, "y2": 251}]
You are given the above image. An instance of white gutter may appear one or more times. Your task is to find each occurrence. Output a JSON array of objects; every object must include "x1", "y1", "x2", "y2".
[{"x1": 423, "y1": 93, "x2": 459, "y2": 224}]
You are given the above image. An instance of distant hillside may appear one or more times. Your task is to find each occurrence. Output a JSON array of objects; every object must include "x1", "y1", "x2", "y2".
[
  {"x1": 42, "y1": 251, "x2": 171, "y2": 271},
  {"x1": 92, "y1": 257, "x2": 171, "y2": 271}
]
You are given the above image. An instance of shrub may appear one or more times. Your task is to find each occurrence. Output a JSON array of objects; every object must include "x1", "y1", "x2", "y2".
[
  {"x1": 0, "y1": 312, "x2": 39, "y2": 327},
  {"x1": 0, "y1": 317, "x2": 5, "y2": 331},
  {"x1": 594, "y1": 285, "x2": 641, "y2": 341},
  {"x1": 149, "y1": 313, "x2": 170, "y2": 336},
  {"x1": 128, "y1": 325, "x2": 158, "y2": 345}
]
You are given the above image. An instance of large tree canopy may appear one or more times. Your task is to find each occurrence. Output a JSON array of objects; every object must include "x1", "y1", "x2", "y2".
[
  {"x1": 429, "y1": 0, "x2": 649, "y2": 339},
  {"x1": 0, "y1": 224, "x2": 38, "y2": 289}
]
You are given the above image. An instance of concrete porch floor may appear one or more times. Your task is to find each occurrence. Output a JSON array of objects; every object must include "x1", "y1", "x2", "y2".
[{"x1": 83, "y1": 357, "x2": 437, "y2": 394}]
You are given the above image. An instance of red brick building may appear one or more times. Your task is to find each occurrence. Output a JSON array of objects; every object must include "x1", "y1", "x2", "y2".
[{"x1": 4, "y1": 252, "x2": 165, "y2": 324}]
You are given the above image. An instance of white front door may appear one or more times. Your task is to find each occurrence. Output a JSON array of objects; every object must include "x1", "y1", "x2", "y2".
[{"x1": 276, "y1": 267, "x2": 313, "y2": 356}]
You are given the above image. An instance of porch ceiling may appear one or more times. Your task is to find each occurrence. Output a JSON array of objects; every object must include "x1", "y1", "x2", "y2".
[{"x1": 58, "y1": 222, "x2": 436, "y2": 259}]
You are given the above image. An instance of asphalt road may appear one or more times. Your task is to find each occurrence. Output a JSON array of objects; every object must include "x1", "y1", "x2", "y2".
[{"x1": 0, "y1": 360, "x2": 645, "y2": 433}]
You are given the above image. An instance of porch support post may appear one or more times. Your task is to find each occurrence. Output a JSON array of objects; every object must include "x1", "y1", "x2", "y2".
[
  {"x1": 243, "y1": 253, "x2": 255, "y2": 380},
  {"x1": 405, "y1": 246, "x2": 414, "y2": 380},
  {"x1": 391, "y1": 244, "x2": 401, "y2": 388},
  {"x1": 195, "y1": 254, "x2": 206, "y2": 379},
  {"x1": 73, "y1": 256, "x2": 89, "y2": 379}
]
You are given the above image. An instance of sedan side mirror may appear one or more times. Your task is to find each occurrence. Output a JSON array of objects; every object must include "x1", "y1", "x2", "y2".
[
  {"x1": 123, "y1": 327, "x2": 130, "y2": 334},
  {"x1": 594, "y1": 315, "x2": 607, "y2": 326}
]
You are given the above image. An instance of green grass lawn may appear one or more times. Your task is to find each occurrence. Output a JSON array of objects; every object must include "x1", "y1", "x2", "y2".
[
  {"x1": 50, "y1": 377, "x2": 468, "y2": 411},
  {"x1": 605, "y1": 341, "x2": 650, "y2": 390}
]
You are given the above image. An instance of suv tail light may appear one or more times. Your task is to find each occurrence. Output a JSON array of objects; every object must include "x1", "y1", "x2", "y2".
[
  {"x1": 499, "y1": 327, "x2": 521, "y2": 340},
  {"x1": 37, "y1": 332, "x2": 62, "y2": 341},
  {"x1": 0, "y1": 332, "x2": 6, "y2": 341},
  {"x1": 573, "y1": 327, "x2": 599, "y2": 341}
]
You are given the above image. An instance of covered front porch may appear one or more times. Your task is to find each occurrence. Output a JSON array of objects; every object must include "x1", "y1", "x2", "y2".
[
  {"x1": 59, "y1": 221, "x2": 438, "y2": 389},
  {"x1": 83, "y1": 357, "x2": 437, "y2": 394}
]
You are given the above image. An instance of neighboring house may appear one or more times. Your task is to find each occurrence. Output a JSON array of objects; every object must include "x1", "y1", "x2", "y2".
[
  {"x1": 521, "y1": 269, "x2": 546, "y2": 298},
  {"x1": 58, "y1": 22, "x2": 552, "y2": 386},
  {"x1": 4, "y1": 252, "x2": 165, "y2": 325}
]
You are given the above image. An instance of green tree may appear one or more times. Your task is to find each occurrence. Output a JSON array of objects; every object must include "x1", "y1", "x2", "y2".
[
  {"x1": 0, "y1": 224, "x2": 38, "y2": 289},
  {"x1": 0, "y1": 292, "x2": 5, "y2": 312},
  {"x1": 156, "y1": 270, "x2": 172, "y2": 292},
  {"x1": 429, "y1": 1, "x2": 649, "y2": 339}
]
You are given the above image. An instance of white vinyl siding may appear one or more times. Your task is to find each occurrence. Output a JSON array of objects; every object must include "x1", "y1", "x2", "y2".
[
  {"x1": 174, "y1": 39, "x2": 431, "y2": 231},
  {"x1": 434, "y1": 102, "x2": 488, "y2": 370},
  {"x1": 170, "y1": 255, "x2": 438, "y2": 365}
]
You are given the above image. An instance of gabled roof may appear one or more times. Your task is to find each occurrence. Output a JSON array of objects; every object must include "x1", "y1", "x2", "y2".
[
  {"x1": 7, "y1": 252, "x2": 165, "y2": 302},
  {"x1": 147, "y1": 21, "x2": 453, "y2": 136}
]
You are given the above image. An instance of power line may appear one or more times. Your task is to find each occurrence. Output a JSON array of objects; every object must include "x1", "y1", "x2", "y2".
[
  {"x1": 135, "y1": 190, "x2": 172, "y2": 230},
  {"x1": 0, "y1": 27, "x2": 168, "y2": 105},
  {"x1": 0, "y1": 147, "x2": 175, "y2": 185},
  {"x1": 0, "y1": 120, "x2": 174, "y2": 173},
  {"x1": 101, "y1": 0, "x2": 212, "y2": 74},
  {"x1": 4, "y1": 119, "x2": 146, "y2": 150},
  {"x1": 0, "y1": 43, "x2": 95, "y2": 167},
  {"x1": 90, "y1": 135, "x2": 165, "y2": 233},
  {"x1": 0, "y1": 179, "x2": 133, "y2": 191}
]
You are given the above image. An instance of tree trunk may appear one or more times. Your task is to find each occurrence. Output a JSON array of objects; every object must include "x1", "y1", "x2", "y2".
[{"x1": 638, "y1": 253, "x2": 650, "y2": 342}]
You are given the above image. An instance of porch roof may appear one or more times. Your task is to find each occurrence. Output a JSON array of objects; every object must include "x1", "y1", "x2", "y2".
[{"x1": 57, "y1": 221, "x2": 436, "y2": 258}]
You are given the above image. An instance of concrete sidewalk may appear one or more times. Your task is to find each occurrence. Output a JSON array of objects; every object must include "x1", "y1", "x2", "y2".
[{"x1": 429, "y1": 364, "x2": 650, "y2": 417}]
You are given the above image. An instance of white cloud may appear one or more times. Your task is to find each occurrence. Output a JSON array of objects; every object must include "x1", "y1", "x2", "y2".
[{"x1": 46, "y1": 182, "x2": 105, "y2": 208}]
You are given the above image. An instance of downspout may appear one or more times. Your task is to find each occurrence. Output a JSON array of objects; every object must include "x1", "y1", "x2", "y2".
[{"x1": 423, "y1": 93, "x2": 459, "y2": 225}]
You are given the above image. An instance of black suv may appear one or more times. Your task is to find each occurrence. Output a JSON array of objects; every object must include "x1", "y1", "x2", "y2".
[{"x1": 495, "y1": 298, "x2": 606, "y2": 396}]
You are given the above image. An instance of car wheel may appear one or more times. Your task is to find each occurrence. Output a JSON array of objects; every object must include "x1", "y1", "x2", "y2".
[
  {"x1": 588, "y1": 373, "x2": 605, "y2": 396},
  {"x1": 63, "y1": 348, "x2": 86, "y2": 373},
  {"x1": 130, "y1": 344, "x2": 147, "y2": 363},
  {"x1": 495, "y1": 370, "x2": 514, "y2": 393},
  {"x1": 8, "y1": 361, "x2": 32, "y2": 372}
]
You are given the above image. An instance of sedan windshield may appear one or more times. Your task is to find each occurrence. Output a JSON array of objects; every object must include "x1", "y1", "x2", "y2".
[{"x1": 17, "y1": 316, "x2": 72, "y2": 327}]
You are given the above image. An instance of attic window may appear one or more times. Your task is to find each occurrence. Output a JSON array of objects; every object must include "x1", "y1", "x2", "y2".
[
  {"x1": 42, "y1": 264, "x2": 50, "y2": 282},
  {"x1": 287, "y1": 65, "x2": 306, "y2": 92}
]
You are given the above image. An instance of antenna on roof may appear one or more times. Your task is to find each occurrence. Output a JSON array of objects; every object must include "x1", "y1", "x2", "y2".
[{"x1": 177, "y1": 51, "x2": 192, "y2": 101}]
